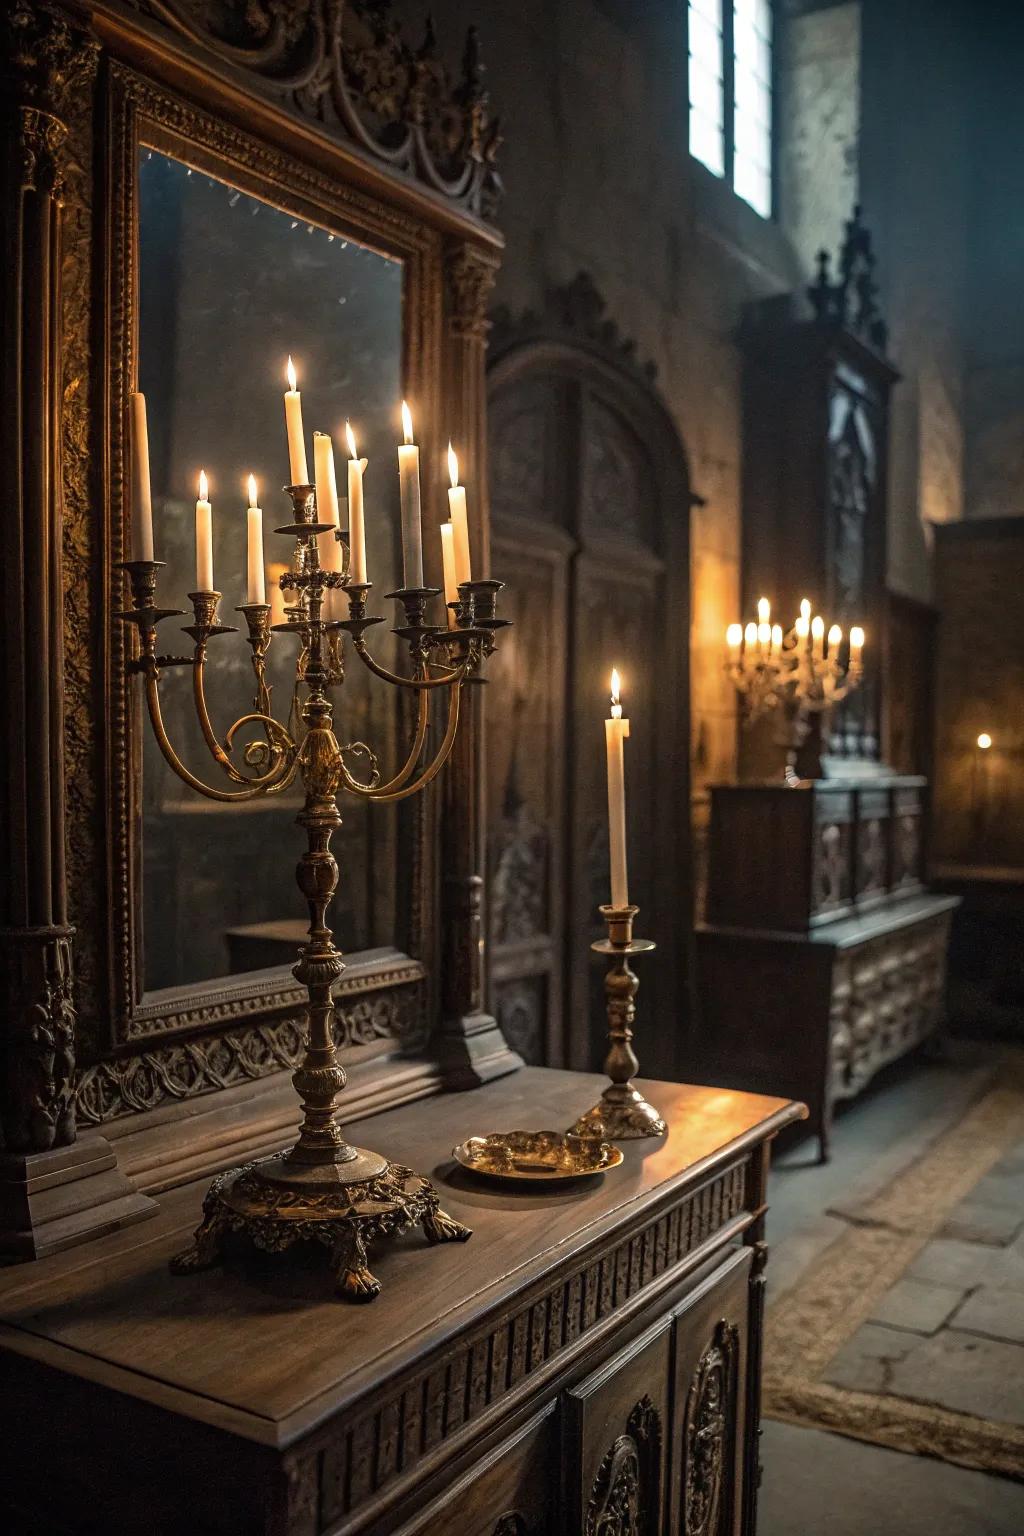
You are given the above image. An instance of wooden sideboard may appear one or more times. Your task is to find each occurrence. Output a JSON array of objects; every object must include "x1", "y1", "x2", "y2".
[
  {"x1": 697, "y1": 780, "x2": 958, "y2": 1161},
  {"x1": 0, "y1": 1067, "x2": 801, "y2": 1536}
]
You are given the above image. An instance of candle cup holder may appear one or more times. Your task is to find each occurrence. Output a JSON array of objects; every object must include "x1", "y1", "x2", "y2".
[
  {"x1": 184, "y1": 590, "x2": 238, "y2": 643},
  {"x1": 568, "y1": 904, "x2": 667, "y2": 1141},
  {"x1": 114, "y1": 559, "x2": 184, "y2": 632},
  {"x1": 273, "y1": 483, "x2": 335, "y2": 539}
]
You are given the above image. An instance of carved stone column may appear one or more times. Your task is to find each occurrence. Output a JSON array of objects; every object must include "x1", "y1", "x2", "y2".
[
  {"x1": 437, "y1": 238, "x2": 522, "y2": 1086},
  {"x1": 0, "y1": 3, "x2": 154, "y2": 1256}
]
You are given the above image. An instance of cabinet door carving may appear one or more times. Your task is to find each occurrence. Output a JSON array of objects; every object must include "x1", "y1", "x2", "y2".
[
  {"x1": 683, "y1": 1322, "x2": 739, "y2": 1536},
  {"x1": 584, "y1": 1395, "x2": 662, "y2": 1536}
]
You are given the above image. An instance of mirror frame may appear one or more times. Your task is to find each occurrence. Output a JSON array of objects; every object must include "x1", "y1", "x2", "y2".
[{"x1": 34, "y1": 0, "x2": 508, "y2": 1129}]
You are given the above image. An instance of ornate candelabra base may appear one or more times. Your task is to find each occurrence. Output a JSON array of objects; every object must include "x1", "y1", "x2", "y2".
[
  {"x1": 170, "y1": 1152, "x2": 470, "y2": 1302},
  {"x1": 567, "y1": 904, "x2": 667, "y2": 1141}
]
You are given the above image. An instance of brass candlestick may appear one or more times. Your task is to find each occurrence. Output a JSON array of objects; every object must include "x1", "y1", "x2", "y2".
[
  {"x1": 569, "y1": 904, "x2": 666, "y2": 1140},
  {"x1": 116, "y1": 484, "x2": 507, "y2": 1301}
]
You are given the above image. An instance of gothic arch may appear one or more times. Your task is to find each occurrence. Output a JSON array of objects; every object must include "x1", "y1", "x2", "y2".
[{"x1": 485, "y1": 274, "x2": 694, "y2": 1074}]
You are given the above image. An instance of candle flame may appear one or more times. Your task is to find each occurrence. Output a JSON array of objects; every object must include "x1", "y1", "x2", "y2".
[
  {"x1": 828, "y1": 624, "x2": 842, "y2": 646},
  {"x1": 978, "y1": 732, "x2": 992, "y2": 750},
  {"x1": 850, "y1": 625, "x2": 865, "y2": 649},
  {"x1": 401, "y1": 400, "x2": 414, "y2": 446},
  {"x1": 198, "y1": 469, "x2": 209, "y2": 501},
  {"x1": 757, "y1": 596, "x2": 770, "y2": 624},
  {"x1": 286, "y1": 355, "x2": 297, "y2": 392},
  {"x1": 771, "y1": 623, "x2": 783, "y2": 649},
  {"x1": 800, "y1": 597, "x2": 811, "y2": 621},
  {"x1": 811, "y1": 614, "x2": 825, "y2": 639},
  {"x1": 726, "y1": 623, "x2": 743, "y2": 648},
  {"x1": 447, "y1": 441, "x2": 459, "y2": 489},
  {"x1": 610, "y1": 668, "x2": 621, "y2": 704},
  {"x1": 345, "y1": 420, "x2": 357, "y2": 460},
  {"x1": 247, "y1": 473, "x2": 258, "y2": 508}
]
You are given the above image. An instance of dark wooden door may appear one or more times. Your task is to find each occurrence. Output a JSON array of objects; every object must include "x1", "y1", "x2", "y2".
[{"x1": 486, "y1": 334, "x2": 691, "y2": 1076}]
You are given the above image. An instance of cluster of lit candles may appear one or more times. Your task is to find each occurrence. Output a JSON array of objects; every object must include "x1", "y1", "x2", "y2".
[
  {"x1": 726, "y1": 597, "x2": 864, "y2": 664},
  {"x1": 127, "y1": 358, "x2": 475, "y2": 623}
]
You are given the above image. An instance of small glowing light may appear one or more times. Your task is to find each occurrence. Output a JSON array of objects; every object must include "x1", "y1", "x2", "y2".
[
  {"x1": 771, "y1": 624, "x2": 783, "y2": 649},
  {"x1": 345, "y1": 420, "x2": 357, "y2": 460},
  {"x1": 198, "y1": 469, "x2": 209, "y2": 501},
  {"x1": 811, "y1": 615, "x2": 825, "y2": 640},
  {"x1": 978, "y1": 733, "x2": 992, "y2": 750},
  {"x1": 800, "y1": 597, "x2": 811, "y2": 621},
  {"x1": 828, "y1": 624, "x2": 842, "y2": 647},
  {"x1": 247, "y1": 474, "x2": 258, "y2": 508},
  {"x1": 726, "y1": 623, "x2": 743, "y2": 648},
  {"x1": 286, "y1": 355, "x2": 297, "y2": 392},
  {"x1": 795, "y1": 615, "x2": 810, "y2": 640},
  {"x1": 757, "y1": 596, "x2": 770, "y2": 624},
  {"x1": 447, "y1": 441, "x2": 459, "y2": 489},
  {"x1": 745, "y1": 621, "x2": 757, "y2": 647},
  {"x1": 757, "y1": 622, "x2": 771, "y2": 646},
  {"x1": 401, "y1": 400, "x2": 414, "y2": 446},
  {"x1": 610, "y1": 668, "x2": 622, "y2": 719},
  {"x1": 850, "y1": 625, "x2": 865, "y2": 650}
]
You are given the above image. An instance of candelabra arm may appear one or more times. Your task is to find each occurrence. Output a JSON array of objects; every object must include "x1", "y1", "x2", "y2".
[
  {"x1": 353, "y1": 672, "x2": 462, "y2": 804},
  {"x1": 143, "y1": 672, "x2": 297, "y2": 804},
  {"x1": 337, "y1": 683, "x2": 431, "y2": 797},
  {"x1": 351, "y1": 636, "x2": 467, "y2": 690},
  {"x1": 191, "y1": 648, "x2": 293, "y2": 787}
]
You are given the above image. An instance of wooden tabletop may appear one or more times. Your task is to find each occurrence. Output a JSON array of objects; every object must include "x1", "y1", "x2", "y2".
[{"x1": 0, "y1": 1068, "x2": 800, "y2": 1448}]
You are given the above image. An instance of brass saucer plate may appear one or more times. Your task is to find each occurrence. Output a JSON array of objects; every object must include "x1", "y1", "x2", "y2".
[{"x1": 452, "y1": 1130, "x2": 623, "y2": 1184}]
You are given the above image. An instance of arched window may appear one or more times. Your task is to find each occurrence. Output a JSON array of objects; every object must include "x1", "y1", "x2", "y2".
[{"x1": 688, "y1": 0, "x2": 774, "y2": 217}]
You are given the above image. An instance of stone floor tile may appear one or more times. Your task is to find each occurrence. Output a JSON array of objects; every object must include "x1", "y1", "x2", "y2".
[
  {"x1": 941, "y1": 1199, "x2": 1024, "y2": 1247},
  {"x1": 868, "y1": 1276, "x2": 967, "y2": 1335},
  {"x1": 969, "y1": 1167, "x2": 1024, "y2": 1214},
  {"x1": 907, "y1": 1238, "x2": 1004, "y2": 1291},
  {"x1": 952, "y1": 1286, "x2": 1024, "y2": 1345},
  {"x1": 759, "y1": 1420, "x2": 1024, "y2": 1536},
  {"x1": 825, "y1": 1322, "x2": 915, "y2": 1394},
  {"x1": 884, "y1": 1327, "x2": 1024, "y2": 1426}
]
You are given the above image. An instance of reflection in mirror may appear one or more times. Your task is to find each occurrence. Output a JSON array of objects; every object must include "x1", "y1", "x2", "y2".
[{"x1": 137, "y1": 149, "x2": 403, "y2": 995}]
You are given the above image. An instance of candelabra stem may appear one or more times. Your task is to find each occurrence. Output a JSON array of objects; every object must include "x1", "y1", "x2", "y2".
[{"x1": 568, "y1": 904, "x2": 666, "y2": 1140}]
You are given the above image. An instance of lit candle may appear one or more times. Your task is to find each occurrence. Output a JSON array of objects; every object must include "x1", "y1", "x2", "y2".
[
  {"x1": 850, "y1": 625, "x2": 865, "y2": 667},
  {"x1": 811, "y1": 615, "x2": 825, "y2": 659},
  {"x1": 605, "y1": 669, "x2": 630, "y2": 909},
  {"x1": 398, "y1": 401, "x2": 425, "y2": 589},
  {"x1": 757, "y1": 622, "x2": 771, "y2": 650},
  {"x1": 447, "y1": 443, "x2": 472, "y2": 586},
  {"x1": 771, "y1": 623, "x2": 783, "y2": 652},
  {"x1": 195, "y1": 469, "x2": 213, "y2": 591},
  {"x1": 246, "y1": 474, "x2": 265, "y2": 605},
  {"x1": 796, "y1": 597, "x2": 811, "y2": 641},
  {"x1": 129, "y1": 392, "x2": 154, "y2": 561},
  {"x1": 726, "y1": 623, "x2": 742, "y2": 661},
  {"x1": 284, "y1": 356, "x2": 308, "y2": 486},
  {"x1": 757, "y1": 596, "x2": 770, "y2": 625},
  {"x1": 440, "y1": 521, "x2": 458, "y2": 626},
  {"x1": 345, "y1": 421, "x2": 368, "y2": 585},
  {"x1": 977, "y1": 732, "x2": 992, "y2": 751},
  {"x1": 744, "y1": 621, "x2": 757, "y2": 652},
  {"x1": 827, "y1": 623, "x2": 842, "y2": 656}
]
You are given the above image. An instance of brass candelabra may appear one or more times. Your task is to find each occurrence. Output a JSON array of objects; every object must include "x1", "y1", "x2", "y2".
[
  {"x1": 116, "y1": 483, "x2": 507, "y2": 1300},
  {"x1": 568, "y1": 904, "x2": 666, "y2": 1140},
  {"x1": 726, "y1": 601, "x2": 864, "y2": 784}
]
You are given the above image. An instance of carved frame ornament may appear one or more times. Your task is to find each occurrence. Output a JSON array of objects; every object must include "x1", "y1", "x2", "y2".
[{"x1": 1, "y1": 0, "x2": 505, "y2": 1152}]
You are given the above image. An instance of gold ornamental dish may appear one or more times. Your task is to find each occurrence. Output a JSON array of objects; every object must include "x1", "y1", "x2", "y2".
[{"x1": 452, "y1": 1131, "x2": 623, "y2": 1184}]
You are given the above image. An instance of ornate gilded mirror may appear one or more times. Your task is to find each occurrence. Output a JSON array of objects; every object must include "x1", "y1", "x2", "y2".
[{"x1": 136, "y1": 148, "x2": 403, "y2": 993}]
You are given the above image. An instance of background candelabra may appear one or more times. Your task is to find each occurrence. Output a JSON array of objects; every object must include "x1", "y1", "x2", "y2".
[
  {"x1": 725, "y1": 598, "x2": 864, "y2": 784},
  {"x1": 117, "y1": 483, "x2": 507, "y2": 1300}
]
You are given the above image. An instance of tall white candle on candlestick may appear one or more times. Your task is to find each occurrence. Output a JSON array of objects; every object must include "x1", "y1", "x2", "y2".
[
  {"x1": 446, "y1": 442, "x2": 472, "y2": 586},
  {"x1": 398, "y1": 401, "x2": 425, "y2": 589},
  {"x1": 284, "y1": 355, "x2": 308, "y2": 485},
  {"x1": 605, "y1": 668, "x2": 630, "y2": 909},
  {"x1": 850, "y1": 625, "x2": 865, "y2": 667},
  {"x1": 811, "y1": 614, "x2": 825, "y2": 659},
  {"x1": 195, "y1": 469, "x2": 214, "y2": 592},
  {"x1": 313, "y1": 430, "x2": 340, "y2": 528},
  {"x1": 345, "y1": 420, "x2": 368, "y2": 585},
  {"x1": 129, "y1": 392, "x2": 155, "y2": 561},
  {"x1": 246, "y1": 474, "x2": 265, "y2": 605},
  {"x1": 440, "y1": 521, "x2": 458, "y2": 626}
]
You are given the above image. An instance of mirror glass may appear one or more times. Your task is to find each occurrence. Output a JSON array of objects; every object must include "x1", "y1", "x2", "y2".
[{"x1": 137, "y1": 148, "x2": 403, "y2": 995}]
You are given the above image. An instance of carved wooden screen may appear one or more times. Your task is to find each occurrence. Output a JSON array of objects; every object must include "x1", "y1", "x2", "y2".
[{"x1": 486, "y1": 286, "x2": 692, "y2": 1076}]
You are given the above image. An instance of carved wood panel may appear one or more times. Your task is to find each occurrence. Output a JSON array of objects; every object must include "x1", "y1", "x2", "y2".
[
  {"x1": 563, "y1": 1316, "x2": 670, "y2": 1536},
  {"x1": 487, "y1": 314, "x2": 689, "y2": 1075}
]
